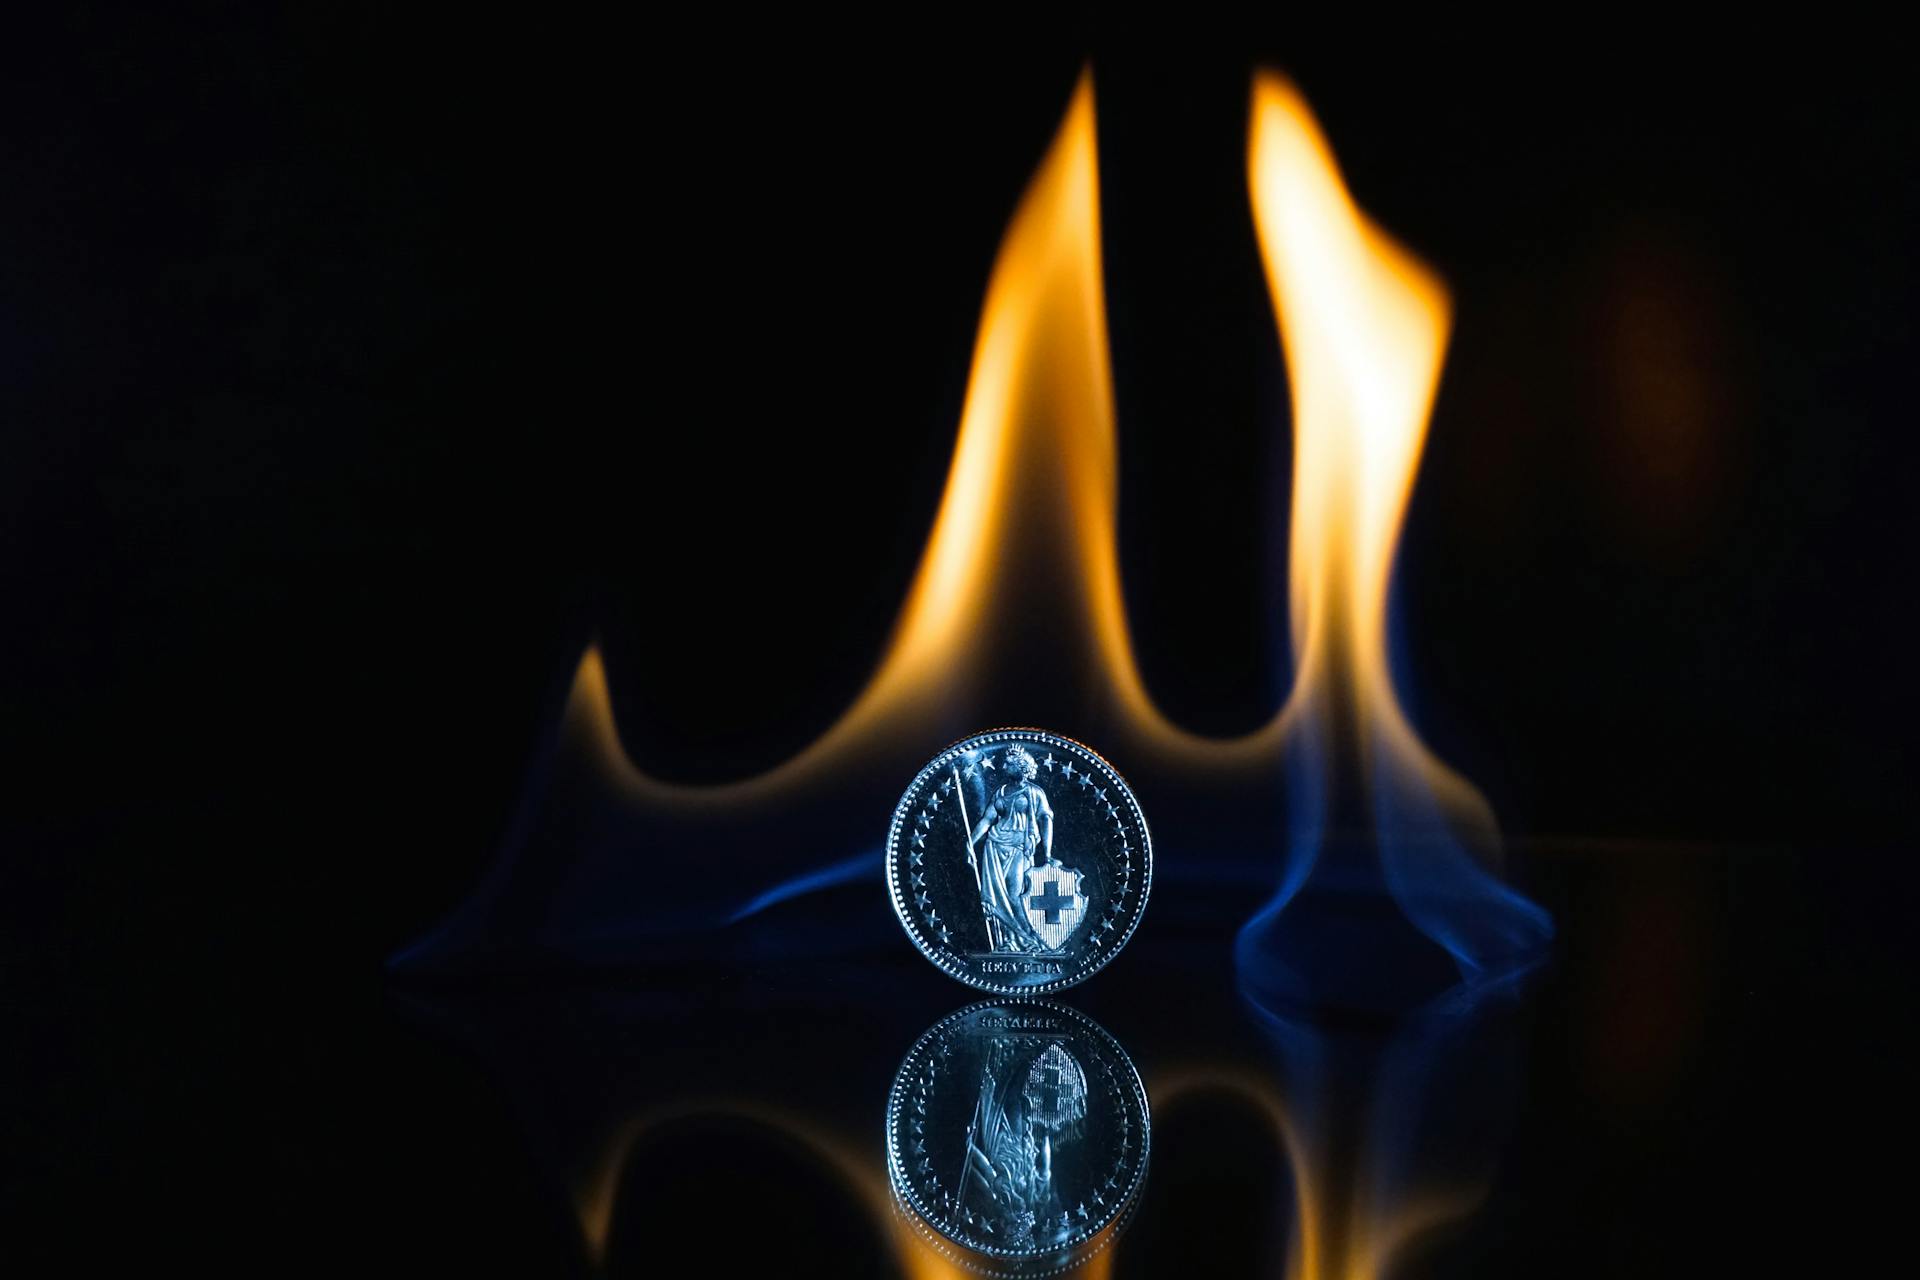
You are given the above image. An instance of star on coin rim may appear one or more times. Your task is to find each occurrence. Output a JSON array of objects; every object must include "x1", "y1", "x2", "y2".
[
  {"x1": 884, "y1": 998, "x2": 1152, "y2": 1262},
  {"x1": 885, "y1": 726, "x2": 1154, "y2": 995}
]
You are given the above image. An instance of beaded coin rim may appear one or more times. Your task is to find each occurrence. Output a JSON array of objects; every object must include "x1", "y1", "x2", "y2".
[{"x1": 885, "y1": 727, "x2": 1153, "y2": 995}]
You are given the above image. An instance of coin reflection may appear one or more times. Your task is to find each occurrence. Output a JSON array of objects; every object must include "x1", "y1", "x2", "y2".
[{"x1": 887, "y1": 1000, "x2": 1148, "y2": 1275}]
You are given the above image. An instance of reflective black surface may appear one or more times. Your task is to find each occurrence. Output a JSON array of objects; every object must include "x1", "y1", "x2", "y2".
[{"x1": 364, "y1": 839, "x2": 1894, "y2": 1276}]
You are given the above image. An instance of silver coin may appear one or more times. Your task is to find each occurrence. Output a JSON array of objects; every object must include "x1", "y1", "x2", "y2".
[
  {"x1": 886, "y1": 728, "x2": 1151, "y2": 993},
  {"x1": 886, "y1": 999, "x2": 1149, "y2": 1273}
]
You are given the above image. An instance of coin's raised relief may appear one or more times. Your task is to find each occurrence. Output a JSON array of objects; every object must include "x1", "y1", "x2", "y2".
[{"x1": 887, "y1": 728, "x2": 1151, "y2": 994}]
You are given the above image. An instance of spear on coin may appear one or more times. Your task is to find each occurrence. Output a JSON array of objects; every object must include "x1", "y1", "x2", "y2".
[
  {"x1": 952, "y1": 766, "x2": 982, "y2": 891},
  {"x1": 953, "y1": 765, "x2": 997, "y2": 948}
]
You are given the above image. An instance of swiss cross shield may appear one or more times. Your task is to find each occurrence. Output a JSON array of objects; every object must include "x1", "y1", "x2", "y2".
[{"x1": 1021, "y1": 862, "x2": 1087, "y2": 951}]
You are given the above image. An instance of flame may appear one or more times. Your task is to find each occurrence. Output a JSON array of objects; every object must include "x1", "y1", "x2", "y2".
[
  {"x1": 1243, "y1": 74, "x2": 1550, "y2": 968},
  {"x1": 569, "y1": 69, "x2": 1234, "y2": 810},
  {"x1": 575, "y1": 72, "x2": 1505, "y2": 828},
  {"x1": 554, "y1": 66, "x2": 1543, "y2": 961},
  {"x1": 1249, "y1": 74, "x2": 1452, "y2": 748}
]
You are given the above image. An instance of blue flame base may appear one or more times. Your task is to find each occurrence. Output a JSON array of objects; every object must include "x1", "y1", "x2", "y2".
[{"x1": 1235, "y1": 877, "x2": 1545, "y2": 1019}]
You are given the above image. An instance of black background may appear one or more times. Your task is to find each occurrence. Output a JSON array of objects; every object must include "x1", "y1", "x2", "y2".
[{"x1": 4, "y1": 7, "x2": 1916, "y2": 1273}]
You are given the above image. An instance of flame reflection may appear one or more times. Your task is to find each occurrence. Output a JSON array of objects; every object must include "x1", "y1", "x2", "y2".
[
  {"x1": 584, "y1": 1101, "x2": 1114, "y2": 1279},
  {"x1": 579, "y1": 992, "x2": 1513, "y2": 1280},
  {"x1": 1154, "y1": 975, "x2": 1518, "y2": 1279}
]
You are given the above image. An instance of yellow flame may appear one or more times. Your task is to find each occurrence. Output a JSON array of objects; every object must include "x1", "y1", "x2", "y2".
[
  {"x1": 570, "y1": 68, "x2": 1238, "y2": 808},
  {"x1": 1248, "y1": 76, "x2": 1450, "y2": 724},
  {"x1": 570, "y1": 70, "x2": 1494, "y2": 824},
  {"x1": 1247, "y1": 73, "x2": 1498, "y2": 844}
]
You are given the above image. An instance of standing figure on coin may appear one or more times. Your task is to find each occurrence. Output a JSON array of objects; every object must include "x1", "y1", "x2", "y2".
[
  {"x1": 969, "y1": 746, "x2": 1055, "y2": 952},
  {"x1": 887, "y1": 728, "x2": 1151, "y2": 992}
]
